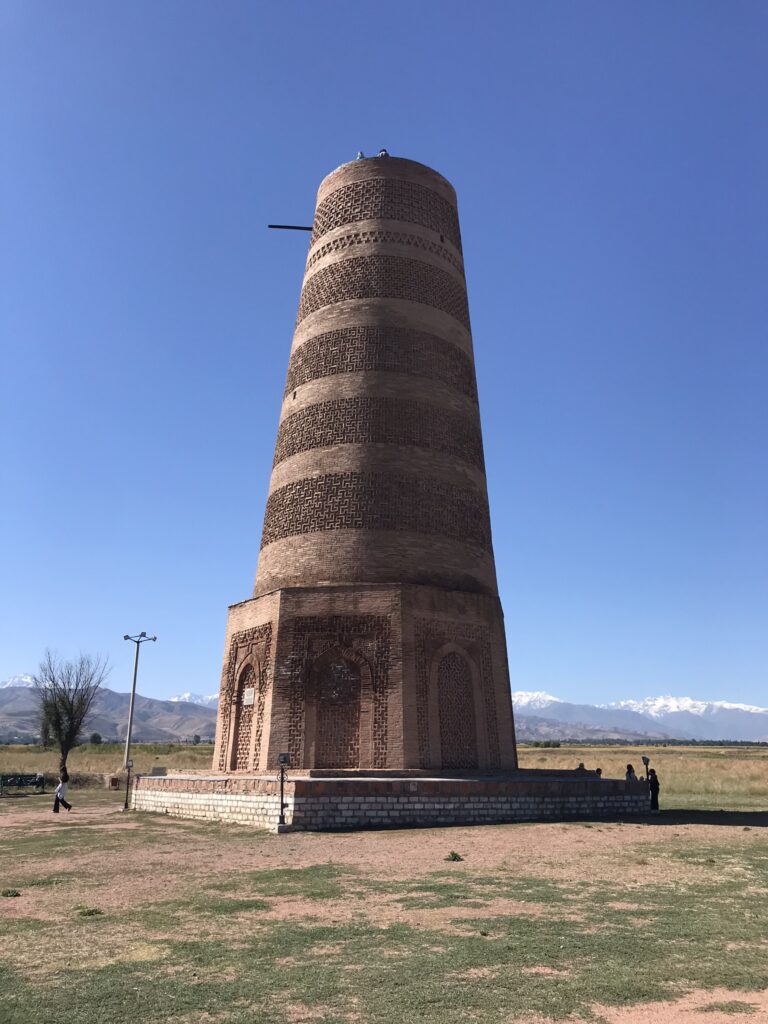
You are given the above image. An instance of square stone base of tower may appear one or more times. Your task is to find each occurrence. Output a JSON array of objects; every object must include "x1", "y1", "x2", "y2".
[
  {"x1": 212, "y1": 583, "x2": 518, "y2": 775},
  {"x1": 132, "y1": 771, "x2": 650, "y2": 832}
]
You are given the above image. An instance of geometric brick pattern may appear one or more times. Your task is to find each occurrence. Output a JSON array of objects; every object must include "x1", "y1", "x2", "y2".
[
  {"x1": 273, "y1": 396, "x2": 484, "y2": 469},
  {"x1": 261, "y1": 472, "x2": 491, "y2": 551},
  {"x1": 297, "y1": 255, "x2": 471, "y2": 330},
  {"x1": 311, "y1": 177, "x2": 462, "y2": 250},
  {"x1": 284, "y1": 614, "x2": 391, "y2": 769},
  {"x1": 313, "y1": 653, "x2": 362, "y2": 768},
  {"x1": 306, "y1": 228, "x2": 465, "y2": 274},
  {"x1": 437, "y1": 652, "x2": 478, "y2": 769},
  {"x1": 284, "y1": 326, "x2": 477, "y2": 401}
]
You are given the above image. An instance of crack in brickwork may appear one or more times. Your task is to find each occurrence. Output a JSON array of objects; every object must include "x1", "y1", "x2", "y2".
[
  {"x1": 437, "y1": 652, "x2": 479, "y2": 769},
  {"x1": 312, "y1": 177, "x2": 462, "y2": 250},
  {"x1": 414, "y1": 618, "x2": 501, "y2": 769},
  {"x1": 297, "y1": 255, "x2": 470, "y2": 330},
  {"x1": 217, "y1": 623, "x2": 273, "y2": 772},
  {"x1": 283, "y1": 615, "x2": 391, "y2": 768},
  {"x1": 306, "y1": 228, "x2": 465, "y2": 274},
  {"x1": 273, "y1": 396, "x2": 484, "y2": 469},
  {"x1": 284, "y1": 326, "x2": 477, "y2": 401},
  {"x1": 261, "y1": 472, "x2": 491, "y2": 551}
]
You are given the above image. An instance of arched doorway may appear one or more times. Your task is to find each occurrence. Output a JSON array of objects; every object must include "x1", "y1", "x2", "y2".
[
  {"x1": 437, "y1": 651, "x2": 478, "y2": 769},
  {"x1": 312, "y1": 649, "x2": 362, "y2": 769},
  {"x1": 229, "y1": 663, "x2": 256, "y2": 771}
]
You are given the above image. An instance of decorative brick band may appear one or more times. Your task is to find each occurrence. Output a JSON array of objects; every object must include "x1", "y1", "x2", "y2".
[
  {"x1": 312, "y1": 177, "x2": 462, "y2": 250},
  {"x1": 297, "y1": 255, "x2": 470, "y2": 330},
  {"x1": 273, "y1": 397, "x2": 484, "y2": 470},
  {"x1": 285, "y1": 326, "x2": 477, "y2": 401},
  {"x1": 260, "y1": 472, "x2": 491, "y2": 551},
  {"x1": 306, "y1": 228, "x2": 464, "y2": 275}
]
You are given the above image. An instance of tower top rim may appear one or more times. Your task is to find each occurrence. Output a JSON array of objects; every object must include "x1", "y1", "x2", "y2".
[{"x1": 318, "y1": 155, "x2": 457, "y2": 206}]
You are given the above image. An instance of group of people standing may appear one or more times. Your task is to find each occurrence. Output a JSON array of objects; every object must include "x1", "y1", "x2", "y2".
[{"x1": 625, "y1": 763, "x2": 661, "y2": 812}]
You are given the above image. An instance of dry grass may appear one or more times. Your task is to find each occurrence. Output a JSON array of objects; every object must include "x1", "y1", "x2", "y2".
[
  {"x1": 0, "y1": 741, "x2": 214, "y2": 775},
  {"x1": 517, "y1": 743, "x2": 768, "y2": 809},
  {"x1": 1, "y1": 741, "x2": 766, "y2": 810}
]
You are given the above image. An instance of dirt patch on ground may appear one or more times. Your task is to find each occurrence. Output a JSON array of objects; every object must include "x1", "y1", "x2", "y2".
[{"x1": 592, "y1": 987, "x2": 768, "y2": 1023}]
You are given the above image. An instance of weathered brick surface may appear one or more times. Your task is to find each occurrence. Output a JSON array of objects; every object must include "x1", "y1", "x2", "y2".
[{"x1": 133, "y1": 773, "x2": 650, "y2": 832}]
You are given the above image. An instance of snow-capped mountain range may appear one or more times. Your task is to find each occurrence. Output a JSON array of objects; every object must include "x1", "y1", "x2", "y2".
[
  {"x1": 512, "y1": 691, "x2": 768, "y2": 742},
  {"x1": 0, "y1": 674, "x2": 35, "y2": 689},
  {"x1": 169, "y1": 692, "x2": 219, "y2": 709}
]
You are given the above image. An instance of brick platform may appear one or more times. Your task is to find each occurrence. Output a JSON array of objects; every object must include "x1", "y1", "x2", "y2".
[{"x1": 132, "y1": 771, "x2": 649, "y2": 833}]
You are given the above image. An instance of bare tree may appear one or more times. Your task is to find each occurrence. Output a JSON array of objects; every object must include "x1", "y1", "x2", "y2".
[{"x1": 33, "y1": 651, "x2": 110, "y2": 771}]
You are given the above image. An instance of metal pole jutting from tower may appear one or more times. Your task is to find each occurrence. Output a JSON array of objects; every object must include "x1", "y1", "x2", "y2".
[{"x1": 122, "y1": 632, "x2": 157, "y2": 808}]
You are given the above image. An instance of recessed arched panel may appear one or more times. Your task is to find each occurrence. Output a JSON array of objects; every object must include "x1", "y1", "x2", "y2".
[
  {"x1": 312, "y1": 648, "x2": 362, "y2": 768},
  {"x1": 437, "y1": 651, "x2": 478, "y2": 770},
  {"x1": 230, "y1": 663, "x2": 256, "y2": 772}
]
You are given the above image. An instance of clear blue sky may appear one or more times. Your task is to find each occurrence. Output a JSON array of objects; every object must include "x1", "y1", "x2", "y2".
[{"x1": 2, "y1": 2, "x2": 766, "y2": 705}]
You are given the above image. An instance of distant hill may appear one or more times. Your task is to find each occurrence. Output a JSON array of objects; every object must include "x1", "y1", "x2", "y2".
[
  {"x1": 3, "y1": 676, "x2": 766, "y2": 744},
  {"x1": 0, "y1": 685, "x2": 217, "y2": 744}
]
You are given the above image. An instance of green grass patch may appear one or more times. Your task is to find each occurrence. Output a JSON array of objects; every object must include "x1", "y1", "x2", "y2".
[{"x1": 701, "y1": 1001, "x2": 757, "y2": 1014}]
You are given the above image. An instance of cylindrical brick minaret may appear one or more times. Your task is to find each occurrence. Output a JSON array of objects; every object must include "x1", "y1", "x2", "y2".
[
  {"x1": 255, "y1": 156, "x2": 496, "y2": 598},
  {"x1": 214, "y1": 156, "x2": 517, "y2": 775}
]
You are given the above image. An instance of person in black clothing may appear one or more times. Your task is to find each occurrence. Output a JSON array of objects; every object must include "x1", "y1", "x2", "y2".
[{"x1": 648, "y1": 768, "x2": 660, "y2": 813}]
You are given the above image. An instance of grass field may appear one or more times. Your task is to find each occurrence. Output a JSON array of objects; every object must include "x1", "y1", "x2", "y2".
[
  {"x1": 1, "y1": 742, "x2": 765, "y2": 812},
  {"x1": 1, "y1": 751, "x2": 767, "y2": 1023}
]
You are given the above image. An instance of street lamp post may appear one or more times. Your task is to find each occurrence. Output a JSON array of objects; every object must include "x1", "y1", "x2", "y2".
[{"x1": 122, "y1": 632, "x2": 157, "y2": 810}]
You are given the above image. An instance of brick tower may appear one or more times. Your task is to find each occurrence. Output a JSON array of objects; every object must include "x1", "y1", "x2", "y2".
[{"x1": 213, "y1": 155, "x2": 517, "y2": 774}]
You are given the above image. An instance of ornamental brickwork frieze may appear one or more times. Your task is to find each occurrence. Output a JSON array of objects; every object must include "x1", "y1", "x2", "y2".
[
  {"x1": 260, "y1": 472, "x2": 491, "y2": 551},
  {"x1": 273, "y1": 396, "x2": 484, "y2": 470},
  {"x1": 285, "y1": 325, "x2": 477, "y2": 402},
  {"x1": 306, "y1": 228, "x2": 465, "y2": 275},
  {"x1": 312, "y1": 177, "x2": 462, "y2": 250},
  {"x1": 296, "y1": 255, "x2": 471, "y2": 330}
]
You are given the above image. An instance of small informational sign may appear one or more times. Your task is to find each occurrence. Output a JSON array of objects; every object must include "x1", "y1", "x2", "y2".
[{"x1": 243, "y1": 687, "x2": 255, "y2": 706}]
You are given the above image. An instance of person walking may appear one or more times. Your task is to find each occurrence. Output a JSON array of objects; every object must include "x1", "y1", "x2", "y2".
[
  {"x1": 625, "y1": 764, "x2": 638, "y2": 782},
  {"x1": 648, "y1": 768, "x2": 660, "y2": 813},
  {"x1": 52, "y1": 767, "x2": 72, "y2": 813}
]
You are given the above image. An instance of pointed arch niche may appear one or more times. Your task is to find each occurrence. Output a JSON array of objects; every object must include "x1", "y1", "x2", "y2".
[
  {"x1": 303, "y1": 644, "x2": 374, "y2": 769},
  {"x1": 427, "y1": 644, "x2": 487, "y2": 770},
  {"x1": 226, "y1": 656, "x2": 266, "y2": 772}
]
